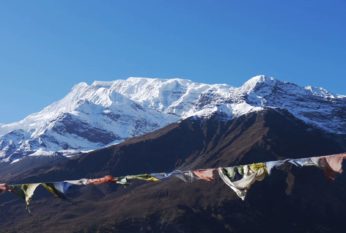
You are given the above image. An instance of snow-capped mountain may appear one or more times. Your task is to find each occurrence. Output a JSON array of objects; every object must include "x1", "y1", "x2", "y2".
[{"x1": 0, "y1": 75, "x2": 345, "y2": 162}]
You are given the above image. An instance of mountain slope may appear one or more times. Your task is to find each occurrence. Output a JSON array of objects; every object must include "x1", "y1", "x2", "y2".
[
  {"x1": 0, "y1": 109, "x2": 345, "y2": 233},
  {"x1": 0, "y1": 76, "x2": 345, "y2": 162}
]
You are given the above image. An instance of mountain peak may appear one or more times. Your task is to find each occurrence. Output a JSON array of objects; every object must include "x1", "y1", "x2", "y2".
[
  {"x1": 126, "y1": 76, "x2": 191, "y2": 83},
  {"x1": 90, "y1": 81, "x2": 114, "y2": 88},
  {"x1": 71, "y1": 82, "x2": 89, "y2": 91},
  {"x1": 245, "y1": 75, "x2": 275, "y2": 84},
  {"x1": 240, "y1": 75, "x2": 277, "y2": 93},
  {"x1": 304, "y1": 85, "x2": 336, "y2": 98},
  {"x1": 0, "y1": 76, "x2": 345, "y2": 162}
]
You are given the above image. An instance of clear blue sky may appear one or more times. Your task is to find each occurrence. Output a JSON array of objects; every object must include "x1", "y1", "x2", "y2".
[{"x1": 0, "y1": 0, "x2": 345, "y2": 123}]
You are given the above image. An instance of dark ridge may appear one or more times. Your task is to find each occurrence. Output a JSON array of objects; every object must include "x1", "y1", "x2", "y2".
[{"x1": 0, "y1": 108, "x2": 345, "y2": 233}]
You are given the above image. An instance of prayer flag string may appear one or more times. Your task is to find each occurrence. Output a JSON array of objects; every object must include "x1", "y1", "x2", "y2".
[{"x1": 0, "y1": 152, "x2": 345, "y2": 212}]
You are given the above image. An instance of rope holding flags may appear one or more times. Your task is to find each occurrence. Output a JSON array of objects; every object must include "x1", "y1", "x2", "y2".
[{"x1": 0, "y1": 152, "x2": 345, "y2": 213}]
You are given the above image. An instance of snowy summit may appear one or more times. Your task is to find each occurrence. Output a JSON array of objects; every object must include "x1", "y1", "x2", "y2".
[{"x1": 0, "y1": 75, "x2": 345, "y2": 162}]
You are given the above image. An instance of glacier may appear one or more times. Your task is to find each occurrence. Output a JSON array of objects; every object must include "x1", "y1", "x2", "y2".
[{"x1": 0, "y1": 75, "x2": 345, "y2": 162}]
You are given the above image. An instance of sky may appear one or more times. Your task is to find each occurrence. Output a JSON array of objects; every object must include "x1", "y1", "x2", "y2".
[{"x1": 0, "y1": 0, "x2": 345, "y2": 123}]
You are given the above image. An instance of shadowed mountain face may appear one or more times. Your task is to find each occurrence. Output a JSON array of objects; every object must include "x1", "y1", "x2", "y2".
[{"x1": 0, "y1": 109, "x2": 346, "y2": 233}]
